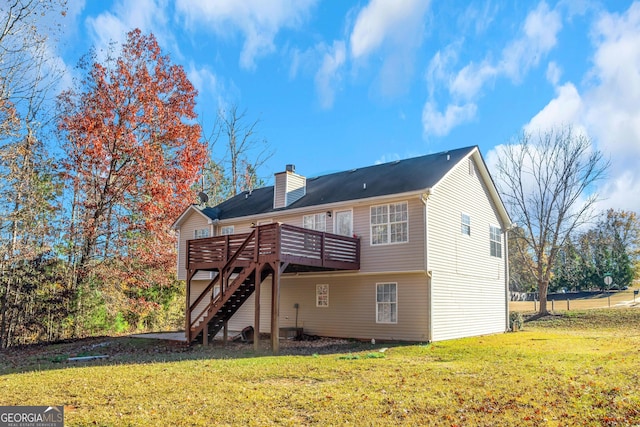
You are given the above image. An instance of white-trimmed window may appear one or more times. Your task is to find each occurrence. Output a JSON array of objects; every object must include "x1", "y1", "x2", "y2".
[
  {"x1": 490, "y1": 225, "x2": 502, "y2": 258},
  {"x1": 316, "y1": 284, "x2": 329, "y2": 307},
  {"x1": 370, "y1": 202, "x2": 408, "y2": 245},
  {"x1": 303, "y1": 213, "x2": 326, "y2": 232},
  {"x1": 376, "y1": 282, "x2": 397, "y2": 323},
  {"x1": 220, "y1": 225, "x2": 234, "y2": 235},
  {"x1": 194, "y1": 228, "x2": 210, "y2": 239},
  {"x1": 461, "y1": 213, "x2": 471, "y2": 236},
  {"x1": 335, "y1": 210, "x2": 353, "y2": 236}
]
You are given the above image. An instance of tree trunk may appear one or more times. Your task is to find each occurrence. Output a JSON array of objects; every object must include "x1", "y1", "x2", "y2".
[{"x1": 538, "y1": 279, "x2": 549, "y2": 315}]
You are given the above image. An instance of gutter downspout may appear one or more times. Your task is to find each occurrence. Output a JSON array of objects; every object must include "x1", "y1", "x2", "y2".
[
  {"x1": 504, "y1": 224, "x2": 514, "y2": 332},
  {"x1": 420, "y1": 191, "x2": 433, "y2": 343}
]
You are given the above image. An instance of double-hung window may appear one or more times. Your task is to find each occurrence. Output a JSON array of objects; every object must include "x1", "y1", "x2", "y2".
[
  {"x1": 370, "y1": 202, "x2": 408, "y2": 245},
  {"x1": 376, "y1": 283, "x2": 397, "y2": 323},
  {"x1": 461, "y1": 213, "x2": 471, "y2": 236},
  {"x1": 490, "y1": 225, "x2": 502, "y2": 258},
  {"x1": 194, "y1": 228, "x2": 210, "y2": 239},
  {"x1": 220, "y1": 225, "x2": 234, "y2": 235},
  {"x1": 303, "y1": 213, "x2": 326, "y2": 232}
]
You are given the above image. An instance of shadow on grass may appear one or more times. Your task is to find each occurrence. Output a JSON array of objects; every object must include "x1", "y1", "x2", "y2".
[
  {"x1": 0, "y1": 334, "x2": 414, "y2": 375},
  {"x1": 524, "y1": 312, "x2": 561, "y2": 322}
]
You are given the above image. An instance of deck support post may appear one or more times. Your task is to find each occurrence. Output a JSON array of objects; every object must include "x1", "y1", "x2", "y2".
[
  {"x1": 271, "y1": 262, "x2": 281, "y2": 354},
  {"x1": 254, "y1": 264, "x2": 262, "y2": 351},
  {"x1": 223, "y1": 320, "x2": 228, "y2": 346},
  {"x1": 185, "y1": 269, "x2": 195, "y2": 343}
]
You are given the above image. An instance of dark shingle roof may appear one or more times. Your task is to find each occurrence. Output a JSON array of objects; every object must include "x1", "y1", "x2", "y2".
[{"x1": 201, "y1": 146, "x2": 476, "y2": 221}]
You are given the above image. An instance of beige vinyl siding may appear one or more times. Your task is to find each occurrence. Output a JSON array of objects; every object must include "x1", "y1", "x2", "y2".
[
  {"x1": 355, "y1": 198, "x2": 425, "y2": 273},
  {"x1": 178, "y1": 197, "x2": 426, "y2": 281},
  {"x1": 229, "y1": 272, "x2": 429, "y2": 341},
  {"x1": 428, "y1": 155, "x2": 507, "y2": 341},
  {"x1": 285, "y1": 173, "x2": 306, "y2": 206},
  {"x1": 188, "y1": 279, "x2": 215, "y2": 325},
  {"x1": 273, "y1": 173, "x2": 286, "y2": 209},
  {"x1": 227, "y1": 278, "x2": 273, "y2": 333},
  {"x1": 273, "y1": 171, "x2": 306, "y2": 208},
  {"x1": 226, "y1": 198, "x2": 424, "y2": 273},
  {"x1": 176, "y1": 210, "x2": 212, "y2": 281}
]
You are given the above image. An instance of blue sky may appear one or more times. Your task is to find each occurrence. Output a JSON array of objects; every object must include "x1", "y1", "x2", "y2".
[{"x1": 56, "y1": 0, "x2": 640, "y2": 213}]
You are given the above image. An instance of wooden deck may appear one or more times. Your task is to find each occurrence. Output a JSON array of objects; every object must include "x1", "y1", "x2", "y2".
[
  {"x1": 185, "y1": 223, "x2": 360, "y2": 349},
  {"x1": 187, "y1": 222, "x2": 361, "y2": 273}
]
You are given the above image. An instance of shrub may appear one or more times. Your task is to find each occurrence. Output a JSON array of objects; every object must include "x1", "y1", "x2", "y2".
[{"x1": 509, "y1": 311, "x2": 524, "y2": 331}]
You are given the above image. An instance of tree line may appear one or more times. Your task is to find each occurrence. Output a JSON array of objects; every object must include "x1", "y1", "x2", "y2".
[
  {"x1": 497, "y1": 128, "x2": 638, "y2": 313},
  {"x1": 0, "y1": 2, "x2": 270, "y2": 348},
  {"x1": 510, "y1": 209, "x2": 639, "y2": 294}
]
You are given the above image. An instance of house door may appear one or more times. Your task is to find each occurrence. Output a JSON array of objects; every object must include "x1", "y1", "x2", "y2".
[{"x1": 335, "y1": 210, "x2": 353, "y2": 236}]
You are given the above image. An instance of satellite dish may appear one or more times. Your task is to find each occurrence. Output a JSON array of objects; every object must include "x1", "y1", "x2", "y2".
[{"x1": 198, "y1": 192, "x2": 209, "y2": 204}]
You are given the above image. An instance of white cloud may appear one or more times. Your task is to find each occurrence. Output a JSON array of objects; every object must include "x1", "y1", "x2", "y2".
[
  {"x1": 500, "y1": 1, "x2": 562, "y2": 80},
  {"x1": 423, "y1": 1, "x2": 563, "y2": 137},
  {"x1": 175, "y1": 0, "x2": 316, "y2": 70},
  {"x1": 587, "y1": 2, "x2": 640, "y2": 163},
  {"x1": 458, "y1": 2, "x2": 499, "y2": 35},
  {"x1": 521, "y1": 2, "x2": 640, "y2": 214},
  {"x1": 349, "y1": 0, "x2": 431, "y2": 96},
  {"x1": 186, "y1": 63, "x2": 223, "y2": 108},
  {"x1": 524, "y1": 83, "x2": 585, "y2": 134},
  {"x1": 425, "y1": 44, "x2": 459, "y2": 97},
  {"x1": 422, "y1": 101, "x2": 476, "y2": 137},
  {"x1": 85, "y1": 0, "x2": 171, "y2": 61},
  {"x1": 315, "y1": 41, "x2": 346, "y2": 109},
  {"x1": 350, "y1": 0, "x2": 429, "y2": 59},
  {"x1": 450, "y1": 60, "x2": 498, "y2": 100},
  {"x1": 546, "y1": 61, "x2": 562, "y2": 85}
]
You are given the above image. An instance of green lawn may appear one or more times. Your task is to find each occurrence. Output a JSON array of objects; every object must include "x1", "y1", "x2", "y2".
[{"x1": 2, "y1": 309, "x2": 640, "y2": 426}]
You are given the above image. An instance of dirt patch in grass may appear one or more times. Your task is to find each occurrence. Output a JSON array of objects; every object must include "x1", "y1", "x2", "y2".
[{"x1": 0, "y1": 334, "x2": 378, "y2": 375}]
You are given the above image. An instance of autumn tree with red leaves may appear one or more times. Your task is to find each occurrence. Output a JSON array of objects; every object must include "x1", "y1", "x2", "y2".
[{"x1": 58, "y1": 29, "x2": 206, "y2": 329}]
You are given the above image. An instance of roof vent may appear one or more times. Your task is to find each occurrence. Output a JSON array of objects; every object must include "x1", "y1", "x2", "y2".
[{"x1": 286, "y1": 164, "x2": 295, "y2": 173}]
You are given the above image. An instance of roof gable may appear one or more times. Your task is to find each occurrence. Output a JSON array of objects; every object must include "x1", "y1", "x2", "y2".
[{"x1": 171, "y1": 204, "x2": 214, "y2": 229}]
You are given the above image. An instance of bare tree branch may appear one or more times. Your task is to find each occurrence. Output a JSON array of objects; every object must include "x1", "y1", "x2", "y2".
[{"x1": 495, "y1": 126, "x2": 609, "y2": 314}]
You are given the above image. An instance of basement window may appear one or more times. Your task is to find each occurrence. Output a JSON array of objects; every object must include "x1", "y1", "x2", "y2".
[
  {"x1": 316, "y1": 284, "x2": 329, "y2": 307},
  {"x1": 376, "y1": 283, "x2": 397, "y2": 323}
]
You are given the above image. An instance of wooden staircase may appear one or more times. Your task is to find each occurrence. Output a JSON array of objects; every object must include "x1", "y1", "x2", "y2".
[
  {"x1": 187, "y1": 229, "x2": 262, "y2": 344},
  {"x1": 189, "y1": 266, "x2": 253, "y2": 343},
  {"x1": 185, "y1": 223, "x2": 361, "y2": 348}
]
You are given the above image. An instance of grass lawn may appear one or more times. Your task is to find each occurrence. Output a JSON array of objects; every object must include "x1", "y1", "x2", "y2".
[{"x1": 2, "y1": 309, "x2": 640, "y2": 426}]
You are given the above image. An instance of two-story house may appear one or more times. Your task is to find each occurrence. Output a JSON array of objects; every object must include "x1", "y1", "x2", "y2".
[{"x1": 172, "y1": 146, "x2": 511, "y2": 352}]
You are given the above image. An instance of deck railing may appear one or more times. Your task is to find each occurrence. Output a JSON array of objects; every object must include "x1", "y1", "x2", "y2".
[{"x1": 187, "y1": 222, "x2": 360, "y2": 271}]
